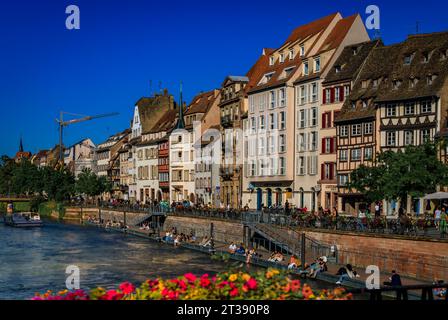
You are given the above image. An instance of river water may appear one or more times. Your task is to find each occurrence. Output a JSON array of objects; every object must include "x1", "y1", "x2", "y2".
[
  {"x1": 0, "y1": 220, "x2": 342, "y2": 300},
  {"x1": 0, "y1": 221, "x2": 231, "y2": 299}
]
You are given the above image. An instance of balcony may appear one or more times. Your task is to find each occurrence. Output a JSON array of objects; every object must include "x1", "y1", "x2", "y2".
[
  {"x1": 221, "y1": 115, "x2": 233, "y2": 128},
  {"x1": 220, "y1": 167, "x2": 235, "y2": 181}
]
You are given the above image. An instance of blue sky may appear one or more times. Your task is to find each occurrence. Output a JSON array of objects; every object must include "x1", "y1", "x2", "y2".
[{"x1": 1, "y1": 0, "x2": 447, "y2": 156}]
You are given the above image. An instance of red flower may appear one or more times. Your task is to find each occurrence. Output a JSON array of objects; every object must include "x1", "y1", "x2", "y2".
[
  {"x1": 245, "y1": 278, "x2": 257, "y2": 290},
  {"x1": 229, "y1": 288, "x2": 239, "y2": 297},
  {"x1": 200, "y1": 277, "x2": 211, "y2": 288},
  {"x1": 119, "y1": 282, "x2": 135, "y2": 295},
  {"x1": 184, "y1": 273, "x2": 197, "y2": 283},
  {"x1": 103, "y1": 290, "x2": 124, "y2": 300},
  {"x1": 290, "y1": 280, "x2": 301, "y2": 291}
]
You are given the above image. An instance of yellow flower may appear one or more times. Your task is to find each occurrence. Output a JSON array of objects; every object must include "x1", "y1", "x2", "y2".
[
  {"x1": 229, "y1": 274, "x2": 238, "y2": 282},
  {"x1": 58, "y1": 289, "x2": 68, "y2": 295},
  {"x1": 242, "y1": 274, "x2": 251, "y2": 282}
]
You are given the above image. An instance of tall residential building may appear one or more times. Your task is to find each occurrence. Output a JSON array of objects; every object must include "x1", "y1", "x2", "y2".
[
  {"x1": 130, "y1": 89, "x2": 177, "y2": 202},
  {"x1": 320, "y1": 40, "x2": 380, "y2": 210},
  {"x1": 242, "y1": 12, "x2": 369, "y2": 210},
  {"x1": 95, "y1": 129, "x2": 130, "y2": 199},
  {"x1": 170, "y1": 89, "x2": 221, "y2": 203},
  {"x1": 335, "y1": 32, "x2": 448, "y2": 215},
  {"x1": 63, "y1": 138, "x2": 96, "y2": 177},
  {"x1": 219, "y1": 76, "x2": 249, "y2": 209}
]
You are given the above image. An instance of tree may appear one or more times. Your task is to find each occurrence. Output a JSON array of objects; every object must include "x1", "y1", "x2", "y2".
[
  {"x1": 75, "y1": 168, "x2": 112, "y2": 198},
  {"x1": 348, "y1": 142, "x2": 448, "y2": 207}
]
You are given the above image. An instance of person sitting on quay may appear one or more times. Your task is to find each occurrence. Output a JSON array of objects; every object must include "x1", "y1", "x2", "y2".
[
  {"x1": 309, "y1": 256, "x2": 328, "y2": 279},
  {"x1": 268, "y1": 251, "x2": 284, "y2": 263},
  {"x1": 288, "y1": 255, "x2": 300, "y2": 270},
  {"x1": 228, "y1": 242, "x2": 237, "y2": 254},
  {"x1": 432, "y1": 280, "x2": 447, "y2": 299},
  {"x1": 335, "y1": 263, "x2": 359, "y2": 285},
  {"x1": 246, "y1": 247, "x2": 256, "y2": 264},
  {"x1": 235, "y1": 243, "x2": 246, "y2": 255}
]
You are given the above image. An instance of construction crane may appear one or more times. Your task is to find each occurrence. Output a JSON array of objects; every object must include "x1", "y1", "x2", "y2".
[{"x1": 56, "y1": 111, "x2": 119, "y2": 162}]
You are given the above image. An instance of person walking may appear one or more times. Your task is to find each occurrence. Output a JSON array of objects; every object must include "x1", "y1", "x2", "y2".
[
  {"x1": 435, "y1": 207, "x2": 442, "y2": 230},
  {"x1": 440, "y1": 208, "x2": 447, "y2": 237}
]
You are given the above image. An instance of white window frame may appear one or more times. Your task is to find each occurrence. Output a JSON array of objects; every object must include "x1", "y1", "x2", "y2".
[{"x1": 352, "y1": 124, "x2": 362, "y2": 136}]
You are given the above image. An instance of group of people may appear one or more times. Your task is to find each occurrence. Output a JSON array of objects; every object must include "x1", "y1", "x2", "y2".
[
  {"x1": 228, "y1": 242, "x2": 260, "y2": 264},
  {"x1": 163, "y1": 227, "x2": 198, "y2": 246},
  {"x1": 434, "y1": 206, "x2": 448, "y2": 234}
]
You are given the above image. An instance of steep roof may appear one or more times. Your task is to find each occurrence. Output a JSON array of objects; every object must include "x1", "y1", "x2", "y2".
[
  {"x1": 247, "y1": 14, "x2": 339, "y2": 93},
  {"x1": 317, "y1": 15, "x2": 358, "y2": 53},
  {"x1": 336, "y1": 32, "x2": 448, "y2": 123},
  {"x1": 185, "y1": 90, "x2": 220, "y2": 115},
  {"x1": 135, "y1": 91, "x2": 176, "y2": 132},
  {"x1": 147, "y1": 109, "x2": 179, "y2": 134},
  {"x1": 323, "y1": 40, "x2": 382, "y2": 84}
]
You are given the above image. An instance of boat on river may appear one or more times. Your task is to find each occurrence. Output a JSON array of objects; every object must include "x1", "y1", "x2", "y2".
[{"x1": 3, "y1": 212, "x2": 43, "y2": 228}]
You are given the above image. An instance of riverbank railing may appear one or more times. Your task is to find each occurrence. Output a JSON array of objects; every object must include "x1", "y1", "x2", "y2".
[{"x1": 69, "y1": 203, "x2": 447, "y2": 240}]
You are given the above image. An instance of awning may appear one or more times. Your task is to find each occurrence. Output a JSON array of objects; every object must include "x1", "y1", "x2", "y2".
[{"x1": 424, "y1": 192, "x2": 448, "y2": 200}]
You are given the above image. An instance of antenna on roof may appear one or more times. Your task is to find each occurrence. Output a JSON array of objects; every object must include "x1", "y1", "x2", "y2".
[
  {"x1": 416, "y1": 21, "x2": 420, "y2": 34},
  {"x1": 159, "y1": 81, "x2": 162, "y2": 93}
]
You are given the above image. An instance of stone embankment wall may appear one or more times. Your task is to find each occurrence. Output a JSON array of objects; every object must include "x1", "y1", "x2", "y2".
[{"x1": 66, "y1": 207, "x2": 448, "y2": 281}]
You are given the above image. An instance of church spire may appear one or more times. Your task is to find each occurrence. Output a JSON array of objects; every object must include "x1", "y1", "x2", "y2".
[
  {"x1": 19, "y1": 136, "x2": 24, "y2": 153},
  {"x1": 175, "y1": 81, "x2": 185, "y2": 129}
]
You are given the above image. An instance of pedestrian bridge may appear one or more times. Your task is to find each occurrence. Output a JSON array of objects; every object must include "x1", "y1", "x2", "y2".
[{"x1": 0, "y1": 195, "x2": 32, "y2": 203}]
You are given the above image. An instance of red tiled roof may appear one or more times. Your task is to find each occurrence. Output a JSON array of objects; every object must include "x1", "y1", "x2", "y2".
[
  {"x1": 317, "y1": 14, "x2": 358, "y2": 53},
  {"x1": 248, "y1": 14, "x2": 339, "y2": 93},
  {"x1": 282, "y1": 13, "x2": 339, "y2": 47},
  {"x1": 185, "y1": 90, "x2": 219, "y2": 115}
]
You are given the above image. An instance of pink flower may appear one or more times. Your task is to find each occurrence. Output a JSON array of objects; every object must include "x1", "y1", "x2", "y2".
[
  {"x1": 119, "y1": 282, "x2": 135, "y2": 295},
  {"x1": 246, "y1": 278, "x2": 257, "y2": 290},
  {"x1": 103, "y1": 290, "x2": 123, "y2": 300}
]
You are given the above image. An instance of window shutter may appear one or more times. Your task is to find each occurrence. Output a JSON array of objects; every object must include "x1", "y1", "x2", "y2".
[
  {"x1": 322, "y1": 113, "x2": 326, "y2": 129},
  {"x1": 321, "y1": 164, "x2": 325, "y2": 180},
  {"x1": 340, "y1": 87, "x2": 345, "y2": 101},
  {"x1": 330, "y1": 137, "x2": 334, "y2": 154},
  {"x1": 322, "y1": 138, "x2": 326, "y2": 154},
  {"x1": 323, "y1": 89, "x2": 327, "y2": 104},
  {"x1": 330, "y1": 88, "x2": 335, "y2": 103},
  {"x1": 330, "y1": 163, "x2": 334, "y2": 180},
  {"x1": 327, "y1": 112, "x2": 332, "y2": 128}
]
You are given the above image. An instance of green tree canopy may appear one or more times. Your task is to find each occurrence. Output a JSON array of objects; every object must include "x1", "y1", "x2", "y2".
[{"x1": 348, "y1": 142, "x2": 448, "y2": 204}]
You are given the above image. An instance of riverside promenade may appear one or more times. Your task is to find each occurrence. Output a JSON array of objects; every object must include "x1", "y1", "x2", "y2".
[{"x1": 62, "y1": 205, "x2": 448, "y2": 295}]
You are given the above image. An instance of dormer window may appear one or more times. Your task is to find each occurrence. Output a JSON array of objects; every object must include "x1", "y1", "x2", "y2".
[
  {"x1": 393, "y1": 80, "x2": 402, "y2": 90},
  {"x1": 269, "y1": 56, "x2": 275, "y2": 66},
  {"x1": 362, "y1": 100, "x2": 368, "y2": 108},
  {"x1": 352, "y1": 47, "x2": 359, "y2": 56},
  {"x1": 372, "y1": 79, "x2": 379, "y2": 88},
  {"x1": 314, "y1": 57, "x2": 321, "y2": 73},
  {"x1": 409, "y1": 78, "x2": 418, "y2": 88},
  {"x1": 303, "y1": 61, "x2": 309, "y2": 75},
  {"x1": 260, "y1": 72, "x2": 275, "y2": 85},
  {"x1": 289, "y1": 49, "x2": 294, "y2": 60},
  {"x1": 404, "y1": 54, "x2": 413, "y2": 65},
  {"x1": 440, "y1": 50, "x2": 447, "y2": 61},
  {"x1": 422, "y1": 52, "x2": 430, "y2": 63},
  {"x1": 361, "y1": 80, "x2": 369, "y2": 89},
  {"x1": 335, "y1": 65, "x2": 341, "y2": 73},
  {"x1": 427, "y1": 74, "x2": 437, "y2": 85},
  {"x1": 300, "y1": 44, "x2": 305, "y2": 57},
  {"x1": 280, "y1": 53, "x2": 285, "y2": 63}
]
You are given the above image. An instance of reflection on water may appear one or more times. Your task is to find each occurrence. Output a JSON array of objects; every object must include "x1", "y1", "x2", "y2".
[{"x1": 0, "y1": 221, "x2": 228, "y2": 300}]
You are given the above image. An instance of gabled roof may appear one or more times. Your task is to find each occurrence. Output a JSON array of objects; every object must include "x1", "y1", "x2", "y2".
[
  {"x1": 185, "y1": 90, "x2": 220, "y2": 115},
  {"x1": 247, "y1": 14, "x2": 339, "y2": 93},
  {"x1": 323, "y1": 40, "x2": 382, "y2": 85},
  {"x1": 146, "y1": 109, "x2": 179, "y2": 134},
  {"x1": 336, "y1": 32, "x2": 448, "y2": 123}
]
